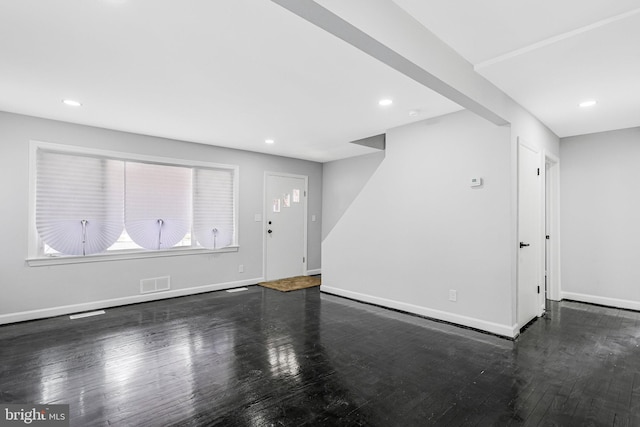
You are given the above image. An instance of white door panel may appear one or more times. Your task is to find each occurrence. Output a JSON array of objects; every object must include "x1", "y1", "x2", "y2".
[
  {"x1": 265, "y1": 173, "x2": 307, "y2": 281},
  {"x1": 517, "y1": 141, "x2": 542, "y2": 328}
]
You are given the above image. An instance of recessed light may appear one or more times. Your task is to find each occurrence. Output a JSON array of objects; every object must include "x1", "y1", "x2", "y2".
[
  {"x1": 265, "y1": 139, "x2": 275, "y2": 144},
  {"x1": 62, "y1": 99, "x2": 82, "y2": 107},
  {"x1": 378, "y1": 99, "x2": 393, "y2": 106},
  {"x1": 579, "y1": 100, "x2": 597, "y2": 108}
]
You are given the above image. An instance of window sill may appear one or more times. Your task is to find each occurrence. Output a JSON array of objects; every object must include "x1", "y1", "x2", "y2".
[{"x1": 26, "y1": 246, "x2": 239, "y2": 267}]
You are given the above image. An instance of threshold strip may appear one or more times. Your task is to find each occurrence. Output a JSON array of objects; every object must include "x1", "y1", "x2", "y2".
[
  {"x1": 226, "y1": 287, "x2": 249, "y2": 293},
  {"x1": 69, "y1": 310, "x2": 106, "y2": 320}
]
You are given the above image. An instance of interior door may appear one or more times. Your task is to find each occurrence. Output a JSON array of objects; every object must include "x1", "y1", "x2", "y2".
[
  {"x1": 517, "y1": 140, "x2": 542, "y2": 328},
  {"x1": 265, "y1": 173, "x2": 307, "y2": 281}
]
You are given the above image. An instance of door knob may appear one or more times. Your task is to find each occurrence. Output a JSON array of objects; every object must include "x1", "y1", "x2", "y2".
[{"x1": 519, "y1": 242, "x2": 530, "y2": 248}]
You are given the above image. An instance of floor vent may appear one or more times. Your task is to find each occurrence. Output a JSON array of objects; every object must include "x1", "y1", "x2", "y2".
[
  {"x1": 226, "y1": 287, "x2": 249, "y2": 293},
  {"x1": 140, "y1": 276, "x2": 171, "y2": 294},
  {"x1": 70, "y1": 310, "x2": 105, "y2": 320}
]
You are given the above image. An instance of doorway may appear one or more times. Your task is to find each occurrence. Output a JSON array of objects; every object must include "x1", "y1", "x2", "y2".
[
  {"x1": 264, "y1": 172, "x2": 308, "y2": 281},
  {"x1": 544, "y1": 152, "x2": 561, "y2": 304}
]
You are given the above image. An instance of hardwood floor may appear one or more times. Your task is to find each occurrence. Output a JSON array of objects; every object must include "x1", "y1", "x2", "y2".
[{"x1": 1, "y1": 286, "x2": 640, "y2": 426}]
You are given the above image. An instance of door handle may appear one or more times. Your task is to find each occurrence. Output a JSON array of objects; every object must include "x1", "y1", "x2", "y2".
[
  {"x1": 520, "y1": 242, "x2": 530, "y2": 248},
  {"x1": 267, "y1": 229, "x2": 273, "y2": 234}
]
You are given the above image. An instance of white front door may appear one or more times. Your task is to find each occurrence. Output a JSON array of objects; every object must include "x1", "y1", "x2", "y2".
[
  {"x1": 264, "y1": 173, "x2": 307, "y2": 281},
  {"x1": 517, "y1": 140, "x2": 542, "y2": 328}
]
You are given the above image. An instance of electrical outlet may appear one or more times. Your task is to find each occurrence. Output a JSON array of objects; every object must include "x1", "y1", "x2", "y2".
[
  {"x1": 449, "y1": 290, "x2": 457, "y2": 302},
  {"x1": 238, "y1": 264, "x2": 244, "y2": 273}
]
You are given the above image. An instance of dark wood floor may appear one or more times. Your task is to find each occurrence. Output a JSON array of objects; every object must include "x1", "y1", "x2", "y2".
[{"x1": 1, "y1": 286, "x2": 639, "y2": 426}]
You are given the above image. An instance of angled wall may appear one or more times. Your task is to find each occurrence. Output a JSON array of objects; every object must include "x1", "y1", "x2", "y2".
[{"x1": 322, "y1": 150, "x2": 385, "y2": 239}]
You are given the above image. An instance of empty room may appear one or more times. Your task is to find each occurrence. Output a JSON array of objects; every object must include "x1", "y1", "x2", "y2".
[{"x1": 1, "y1": 1, "x2": 639, "y2": 425}]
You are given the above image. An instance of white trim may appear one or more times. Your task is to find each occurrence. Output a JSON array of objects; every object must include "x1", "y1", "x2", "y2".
[
  {"x1": 306, "y1": 268, "x2": 321, "y2": 276},
  {"x1": 543, "y1": 150, "x2": 560, "y2": 165},
  {"x1": 509, "y1": 133, "x2": 518, "y2": 332},
  {"x1": 561, "y1": 292, "x2": 640, "y2": 312},
  {"x1": 263, "y1": 171, "x2": 309, "y2": 280},
  {"x1": 517, "y1": 136, "x2": 540, "y2": 155},
  {"x1": 320, "y1": 285, "x2": 517, "y2": 338},
  {"x1": 543, "y1": 150, "x2": 562, "y2": 302},
  {"x1": 0, "y1": 278, "x2": 262, "y2": 325},
  {"x1": 30, "y1": 139, "x2": 238, "y2": 170},
  {"x1": 28, "y1": 141, "x2": 40, "y2": 257},
  {"x1": 26, "y1": 246, "x2": 239, "y2": 267}
]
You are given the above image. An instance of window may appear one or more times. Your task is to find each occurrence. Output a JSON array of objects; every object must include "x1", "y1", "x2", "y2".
[
  {"x1": 29, "y1": 141, "x2": 238, "y2": 264},
  {"x1": 124, "y1": 161, "x2": 192, "y2": 250}
]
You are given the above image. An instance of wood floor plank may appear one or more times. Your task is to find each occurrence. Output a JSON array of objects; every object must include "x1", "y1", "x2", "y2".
[{"x1": 2, "y1": 287, "x2": 640, "y2": 425}]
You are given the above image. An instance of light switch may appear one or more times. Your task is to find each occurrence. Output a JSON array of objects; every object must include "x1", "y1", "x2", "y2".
[
  {"x1": 470, "y1": 177, "x2": 483, "y2": 187},
  {"x1": 254, "y1": 214, "x2": 262, "y2": 222},
  {"x1": 311, "y1": 215, "x2": 316, "y2": 222}
]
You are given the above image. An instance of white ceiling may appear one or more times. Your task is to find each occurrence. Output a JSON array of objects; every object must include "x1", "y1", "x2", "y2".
[
  {"x1": 0, "y1": 0, "x2": 461, "y2": 162},
  {"x1": 1, "y1": 1, "x2": 638, "y2": 162},
  {"x1": 392, "y1": 0, "x2": 640, "y2": 138}
]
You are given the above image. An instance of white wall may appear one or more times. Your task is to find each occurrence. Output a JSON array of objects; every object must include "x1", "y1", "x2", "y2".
[
  {"x1": 0, "y1": 111, "x2": 322, "y2": 323},
  {"x1": 322, "y1": 151, "x2": 385, "y2": 239},
  {"x1": 560, "y1": 127, "x2": 640, "y2": 309},
  {"x1": 322, "y1": 110, "x2": 516, "y2": 336}
]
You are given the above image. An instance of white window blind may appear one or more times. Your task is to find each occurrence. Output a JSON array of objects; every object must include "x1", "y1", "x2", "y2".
[
  {"x1": 33, "y1": 144, "x2": 237, "y2": 258},
  {"x1": 36, "y1": 150, "x2": 124, "y2": 255},
  {"x1": 124, "y1": 162, "x2": 192, "y2": 250},
  {"x1": 193, "y1": 168, "x2": 235, "y2": 249}
]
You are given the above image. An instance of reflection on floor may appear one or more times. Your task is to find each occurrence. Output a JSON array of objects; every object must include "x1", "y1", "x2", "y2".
[{"x1": 1, "y1": 286, "x2": 639, "y2": 426}]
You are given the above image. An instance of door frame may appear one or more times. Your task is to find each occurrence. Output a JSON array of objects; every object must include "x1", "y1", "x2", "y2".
[
  {"x1": 262, "y1": 171, "x2": 309, "y2": 280},
  {"x1": 543, "y1": 150, "x2": 561, "y2": 303},
  {"x1": 517, "y1": 137, "x2": 545, "y2": 329}
]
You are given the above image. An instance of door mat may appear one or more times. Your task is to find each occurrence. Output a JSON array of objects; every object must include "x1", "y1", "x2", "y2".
[{"x1": 258, "y1": 275, "x2": 321, "y2": 292}]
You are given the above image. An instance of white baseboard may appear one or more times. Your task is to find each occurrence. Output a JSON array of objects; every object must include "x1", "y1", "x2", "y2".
[
  {"x1": 561, "y1": 291, "x2": 640, "y2": 311},
  {"x1": 0, "y1": 277, "x2": 263, "y2": 325},
  {"x1": 320, "y1": 285, "x2": 517, "y2": 338},
  {"x1": 306, "y1": 268, "x2": 321, "y2": 276}
]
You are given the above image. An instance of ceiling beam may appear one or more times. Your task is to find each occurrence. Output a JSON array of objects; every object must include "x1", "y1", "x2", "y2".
[{"x1": 272, "y1": 0, "x2": 511, "y2": 126}]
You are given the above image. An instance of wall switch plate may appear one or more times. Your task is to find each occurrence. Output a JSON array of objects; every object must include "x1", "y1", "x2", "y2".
[
  {"x1": 254, "y1": 214, "x2": 262, "y2": 222},
  {"x1": 311, "y1": 215, "x2": 316, "y2": 222},
  {"x1": 238, "y1": 264, "x2": 244, "y2": 273},
  {"x1": 449, "y1": 290, "x2": 457, "y2": 302}
]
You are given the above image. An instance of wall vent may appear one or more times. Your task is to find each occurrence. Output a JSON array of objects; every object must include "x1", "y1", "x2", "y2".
[{"x1": 140, "y1": 276, "x2": 171, "y2": 294}]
